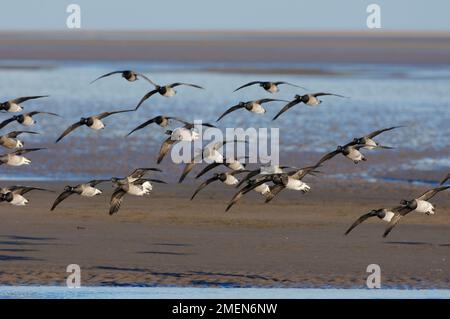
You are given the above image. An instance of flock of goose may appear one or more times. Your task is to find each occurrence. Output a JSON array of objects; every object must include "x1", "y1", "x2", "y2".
[{"x1": 1, "y1": 69, "x2": 449, "y2": 237}]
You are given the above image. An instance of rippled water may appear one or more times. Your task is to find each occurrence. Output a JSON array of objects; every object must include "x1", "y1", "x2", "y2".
[
  {"x1": 1, "y1": 286, "x2": 450, "y2": 299},
  {"x1": 0, "y1": 61, "x2": 449, "y2": 182}
]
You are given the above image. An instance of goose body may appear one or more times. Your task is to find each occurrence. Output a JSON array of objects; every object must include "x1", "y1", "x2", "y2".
[
  {"x1": 89, "y1": 118, "x2": 105, "y2": 130},
  {"x1": 5, "y1": 103, "x2": 22, "y2": 112},
  {"x1": 80, "y1": 185, "x2": 102, "y2": 197},
  {"x1": 2, "y1": 154, "x2": 31, "y2": 166},
  {"x1": 171, "y1": 127, "x2": 199, "y2": 141},
  {"x1": 286, "y1": 177, "x2": 310, "y2": 192},
  {"x1": 344, "y1": 147, "x2": 365, "y2": 163},
  {"x1": 0, "y1": 136, "x2": 22, "y2": 149},
  {"x1": 413, "y1": 199, "x2": 435, "y2": 215},
  {"x1": 253, "y1": 183, "x2": 271, "y2": 195},
  {"x1": 161, "y1": 86, "x2": 176, "y2": 97},
  {"x1": 22, "y1": 115, "x2": 35, "y2": 126},
  {"x1": 249, "y1": 102, "x2": 266, "y2": 113},
  {"x1": 127, "y1": 181, "x2": 152, "y2": 196}
]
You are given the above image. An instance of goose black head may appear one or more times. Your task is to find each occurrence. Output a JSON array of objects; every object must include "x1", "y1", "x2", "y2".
[
  {"x1": 352, "y1": 137, "x2": 362, "y2": 144},
  {"x1": 1, "y1": 192, "x2": 13, "y2": 202},
  {"x1": 110, "y1": 177, "x2": 119, "y2": 184},
  {"x1": 80, "y1": 117, "x2": 88, "y2": 124},
  {"x1": 294, "y1": 94, "x2": 301, "y2": 100},
  {"x1": 400, "y1": 199, "x2": 416, "y2": 209},
  {"x1": 238, "y1": 101, "x2": 245, "y2": 106},
  {"x1": 337, "y1": 145, "x2": 344, "y2": 152},
  {"x1": 165, "y1": 130, "x2": 173, "y2": 136},
  {"x1": 64, "y1": 185, "x2": 73, "y2": 192},
  {"x1": 122, "y1": 71, "x2": 133, "y2": 80}
]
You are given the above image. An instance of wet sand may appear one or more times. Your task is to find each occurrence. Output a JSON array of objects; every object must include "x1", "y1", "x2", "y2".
[
  {"x1": 1, "y1": 31, "x2": 450, "y2": 64},
  {"x1": 0, "y1": 179, "x2": 449, "y2": 288}
]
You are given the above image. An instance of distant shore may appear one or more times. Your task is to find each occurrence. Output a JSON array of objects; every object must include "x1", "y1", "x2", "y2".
[{"x1": 1, "y1": 30, "x2": 450, "y2": 64}]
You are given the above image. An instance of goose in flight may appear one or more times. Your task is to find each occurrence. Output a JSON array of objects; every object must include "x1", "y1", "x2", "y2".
[
  {"x1": 0, "y1": 186, "x2": 52, "y2": 206},
  {"x1": 135, "y1": 81, "x2": 204, "y2": 110},
  {"x1": 126, "y1": 115, "x2": 189, "y2": 136},
  {"x1": 90, "y1": 70, "x2": 154, "y2": 84},
  {"x1": 178, "y1": 139, "x2": 246, "y2": 183},
  {"x1": 226, "y1": 165, "x2": 319, "y2": 211},
  {"x1": 191, "y1": 171, "x2": 248, "y2": 200},
  {"x1": 234, "y1": 81, "x2": 305, "y2": 94},
  {"x1": 344, "y1": 207, "x2": 403, "y2": 235},
  {"x1": 0, "y1": 131, "x2": 38, "y2": 149},
  {"x1": 55, "y1": 109, "x2": 133, "y2": 143},
  {"x1": 156, "y1": 122, "x2": 216, "y2": 164},
  {"x1": 0, "y1": 112, "x2": 60, "y2": 130},
  {"x1": 440, "y1": 173, "x2": 450, "y2": 185},
  {"x1": 225, "y1": 178, "x2": 277, "y2": 212},
  {"x1": 109, "y1": 177, "x2": 166, "y2": 215},
  {"x1": 195, "y1": 156, "x2": 247, "y2": 179},
  {"x1": 236, "y1": 164, "x2": 299, "y2": 187},
  {"x1": 111, "y1": 168, "x2": 162, "y2": 186},
  {"x1": 348, "y1": 126, "x2": 402, "y2": 150},
  {"x1": 383, "y1": 186, "x2": 450, "y2": 237},
  {"x1": 216, "y1": 99, "x2": 287, "y2": 121},
  {"x1": 272, "y1": 93, "x2": 347, "y2": 120},
  {"x1": 316, "y1": 144, "x2": 368, "y2": 165},
  {"x1": 0, "y1": 148, "x2": 45, "y2": 166},
  {"x1": 50, "y1": 180, "x2": 109, "y2": 211},
  {"x1": 0, "y1": 95, "x2": 49, "y2": 113}
]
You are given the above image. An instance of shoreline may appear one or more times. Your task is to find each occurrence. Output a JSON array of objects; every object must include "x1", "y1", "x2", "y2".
[{"x1": 1, "y1": 31, "x2": 450, "y2": 64}]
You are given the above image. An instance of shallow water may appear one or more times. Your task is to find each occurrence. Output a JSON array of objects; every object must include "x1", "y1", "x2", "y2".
[
  {"x1": 0, "y1": 61, "x2": 449, "y2": 182},
  {"x1": 0, "y1": 286, "x2": 449, "y2": 299}
]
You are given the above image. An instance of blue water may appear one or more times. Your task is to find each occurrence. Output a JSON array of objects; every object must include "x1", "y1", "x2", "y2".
[
  {"x1": 0, "y1": 60, "x2": 449, "y2": 181},
  {"x1": 1, "y1": 286, "x2": 450, "y2": 299}
]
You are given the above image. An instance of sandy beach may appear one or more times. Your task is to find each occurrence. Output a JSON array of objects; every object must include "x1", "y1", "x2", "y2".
[{"x1": 0, "y1": 179, "x2": 449, "y2": 288}]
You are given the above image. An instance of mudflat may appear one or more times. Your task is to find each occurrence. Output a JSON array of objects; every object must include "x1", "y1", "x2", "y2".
[{"x1": 0, "y1": 179, "x2": 449, "y2": 288}]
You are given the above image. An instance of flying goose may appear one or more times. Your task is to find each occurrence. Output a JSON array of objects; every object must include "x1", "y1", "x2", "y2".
[
  {"x1": 440, "y1": 173, "x2": 450, "y2": 185},
  {"x1": 272, "y1": 93, "x2": 347, "y2": 120},
  {"x1": 109, "y1": 177, "x2": 166, "y2": 215},
  {"x1": 226, "y1": 178, "x2": 277, "y2": 212},
  {"x1": 190, "y1": 171, "x2": 248, "y2": 200},
  {"x1": 316, "y1": 144, "x2": 368, "y2": 165},
  {"x1": 236, "y1": 164, "x2": 299, "y2": 187},
  {"x1": 349, "y1": 126, "x2": 402, "y2": 150},
  {"x1": 0, "y1": 131, "x2": 39, "y2": 149},
  {"x1": 178, "y1": 139, "x2": 246, "y2": 183},
  {"x1": 135, "y1": 81, "x2": 204, "y2": 110},
  {"x1": 234, "y1": 81, "x2": 305, "y2": 93},
  {"x1": 50, "y1": 180, "x2": 109, "y2": 211},
  {"x1": 0, "y1": 96, "x2": 49, "y2": 113},
  {"x1": 111, "y1": 168, "x2": 162, "y2": 185},
  {"x1": 55, "y1": 109, "x2": 133, "y2": 143},
  {"x1": 383, "y1": 186, "x2": 450, "y2": 237},
  {"x1": 0, "y1": 112, "x2": 60, "y2": 130},
  {"x1": 126, "y1": 115, "x2": 189, "y2": 136},
  {"x1": 344, "y1": 207, "x2": 403, "y2": 235},
  {"x1": 0, "y1": 148, "x2": 45, "y2": 166},
  {"x1": 90, "y1": 70, "x2": 154, "y2": 84},
  {"x1": 226, "y1": 165, "x2": 319, "y2": 211},
  {"x1": 216, "y1": 99, "x2": 287, "y2": 121},
  {"x1": 0, "y1": 186, "x2": 52, "y2": 206},
  {"x1": 195, "y1": 156, "x2": 247, "y2": 179},
  {"x1": 156, "y1": 122, "x2": 216, "y2": 164}
]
